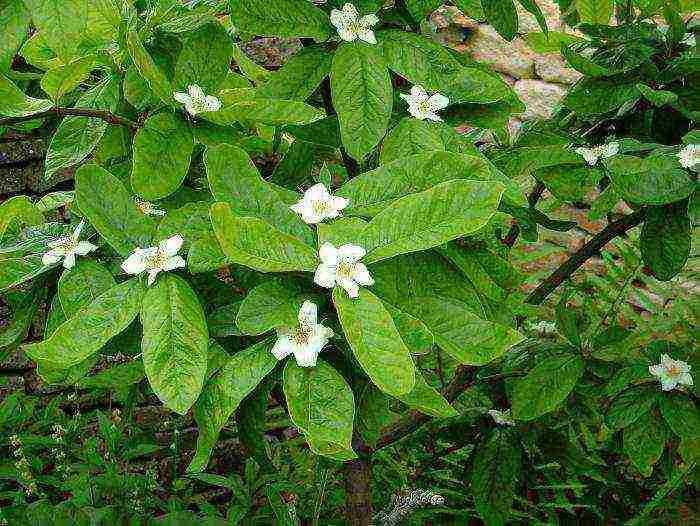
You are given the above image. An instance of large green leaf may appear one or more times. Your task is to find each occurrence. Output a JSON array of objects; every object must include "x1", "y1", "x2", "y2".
[
  {"x1": 75, "y1": 164, "x2": 156, "y2": 257},
  {"x1": 0, "y1": 196, "x2": 43, "y2": 239},
  {"x1": 511, "y1": 353, "x2": 584, "y2": 421},
  {"x1": 236, "y1": 278, "x2": 309, "y2": 336},
  {"x1": 44, "y1": 76, "x2": 120, "y2": 180},
  {"x1": 0, "y1": 0, "x2": 30, "y2": 73},
  {"x1": 126, "y1": 30, "x2": 173, "y2": 105},
  {"x1": 563, "y1": 79, "x2": 638, "y2": 116},
  {"x1": 0, "y1": 255, "x2": 49, "y2": 294},
  {"x1": 605, "y1": 385, "x2": 659, "y2": 432},
  {"x1": 331, "y1": 42, "x2": 392, "y2": 161},
  {"x1": 210, "y1": 203, "x2": 317, "y2": 273},
  {"x1": 607, "y1": 155, "x2": 695, "y2": 206},
  {"x1": 362, "y1": 179, "x2": 505, "y2": 263},
  {"x1": 395, "y1": 370, "x2": 458, "y2": 418},
  {"x1": 230, "y1": 0, "x2": 331, "y2": 40},
  {"x1": 204, "y1": 144, "x2": 313, "y2": 244},
  {"x1": 641, "y1": 204, "x2": 691, "y2": 282},
  {"x1": 404, "y1": 0, "x2": 444, "y2": 20},
  {"x1": 40, "y1": 55, "x2": 100, "y2": 104},
  {"x1": 141, "y1": 274, "x2": 209, "y2": 415},
  {"x1": 24, "y1": 279, "x2": 144, "y2": 367},
  {"x1": 334, "y1": 288, "x2": 416, "y2": 397},
  {"x1": 482, "y1": 0, "x2": 518, "y2": 41},
  {"x1": 623, "y1": 411, "x2": 668, "y2": 477},
  {"x1": 339, "y1": 152, "x2": 522, "y2": 217},
  {"x1": 173, "y1": 22, "x2": 233, "y2": 93},
  {"x1": 189, "y1": 340, "x2": 277, "y2": 472},
  {"x1": 132, "y1": 112, "x2": 194, "y2": 201},
  {"x1": 58, "y1": 259, "x2": 115, "y2": 318},
  {"x1": 659, "y1": 394, "x2": 700, "y2": 439},
  {"x1": 283, "y1": 359, "x2": 356, "y2": 459},
  {"x1": 257, "y1": 45, "x2": 332, "y2": 101},
  {"x1": 471, "y1": 430, "x2": 520, "y2": 526},
  {"x1": 576, "y1": 0, "x2": 613, "y2": 25}
]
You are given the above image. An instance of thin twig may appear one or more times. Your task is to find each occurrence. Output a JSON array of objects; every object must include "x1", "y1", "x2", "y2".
[
  {"x1": 526, "y1": 209, "x2": 646, "y2": 305},
  {"x1": 0, "y1": 107, "x2": 139, "y2": 131}
]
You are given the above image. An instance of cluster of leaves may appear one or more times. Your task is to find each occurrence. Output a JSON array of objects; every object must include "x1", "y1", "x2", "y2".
[{"x1": 0, "y1": 0, "x2": 697, "y2": 524}]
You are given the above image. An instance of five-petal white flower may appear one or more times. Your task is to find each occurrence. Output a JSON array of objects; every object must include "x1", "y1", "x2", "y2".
[
  {"x1": 330, "y1": 3, "x2": 379, "y2": 44},
  {"x1": 314, "y1": 242, "x2": 374, "y2": 299},
  {"x1": 574, "y1": 142, "x2": 620, "y2": 166},
  {"x1": 271, "y1": 301, "x2": 334, "y2": 368},
  {"x1": 173, "y1": 84, "x2": 221, "y2": 116},
  {"x1": 678, "y1": 143, "x2": 699, "y2": 171},
  {"x1": 121, "y1": 235, "x2": 186, "y2": 286},
  {"x1": 42, "y1": 221, "x2": 98, "y2": 270},
  {"x1": 649, "y1": 354, "x2": 693, "y2": 391},
  {"x1": 488, "y1": 409, "x2": 514, "y2": 426},
  {"x1": 400, "y1": 85, "x2": 450, "y2": 122},
  {"x1": 135, "y1": 198, "x2": 166, "y2": 217},
  {"x1": 290, "y1": 183, "x2": 349, "y2": 225}
]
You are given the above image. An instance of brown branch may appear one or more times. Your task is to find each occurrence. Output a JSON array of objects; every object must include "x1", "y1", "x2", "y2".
[
  {"x1": 526, "y1": 209, "x2": 646, "y2": 305},
  {"x1": 0, "y1": 107, "x2": 139, "y2": 131}
]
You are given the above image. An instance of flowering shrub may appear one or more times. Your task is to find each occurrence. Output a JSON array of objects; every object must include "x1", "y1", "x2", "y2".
[{"x1": 0, "y1": 0, "x2": 697, "y2": 523}]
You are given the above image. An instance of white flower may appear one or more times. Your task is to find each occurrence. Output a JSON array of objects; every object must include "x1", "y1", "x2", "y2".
[
  {"x1": 121, "y1": 235, "x2": 186, "y2": 286},
  {"x1": 400, "y1": 85, "x2": 450, "y2": 122},
  {"x1": 531, "y1": 321, "x2": 556, "y2": 337},
  {"x1": 330, "y1": 3, "x2": 379, "y2": 45},
  {"x1": 574, "y1": 142, "x2": 620, "y2": 166},
  {"x1": 135, "y1": 198, "x2": 166, "y2": 217},
  {"x1": 290, "y1": 183, "x2": 349, "y2": 225},
  {"x1": 681, "y1": 32, "x2": 696, "y2": 47},
  {"x1": 314, "y1": 242, "x2": 374, "y2": 299},
  {"x1": 271, "y1": 301, "x2": 334, "y2": 368},
  {"x1": 678, "y1": 143, "x2": 699, "y2": 171},
  {"x1": 42, "y1": 221, "x2": 97, "y2": 270},
  {"x1": 488, "y1": 409, "x2": 514, "y2": 426},
  {"x1": 649, "y1": 354, "x2": 693, "y2": 391},
  {"x1": 173, "y1": 84, "x2": 221, "y2": 116}
]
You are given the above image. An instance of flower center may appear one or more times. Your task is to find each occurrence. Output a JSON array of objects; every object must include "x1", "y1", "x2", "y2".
[
  {"x1": 292, "y1": 324, "x2": 313, "y2": 346},
  {"x1": 146, "y1": 251, "x2": 168, "y2": 270},
  {"x1": 312, "y1": 200, "x2": 330, "y2": 215},
  {"x1": 136, "y1": 199, "x2": 153, "y2": 214},
  {"x1": 349, "y1": 21, "x2": 361, "y2": 34},
  {"x1": 56, "y1": 236, "x2": 77, "y2": 252},
  {"x1": 665, "y1": 365, "x2": 680, "y2": 377},
  {"x1": 418, "y1": 100, "x2": 431, "y2": 114},
  {"x1": 337, "y1": 260, "x2": 355, "y2": 279}
]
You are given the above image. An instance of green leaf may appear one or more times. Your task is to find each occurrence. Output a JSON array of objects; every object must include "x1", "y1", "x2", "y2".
[
  {"x1": 23, "y1": 0, "x2": 94, "y2": 61},
  {"x1": 189, "y1": 340, "x2": 277, "y2": 472},
  {"x1": 0, "y1": 196, "x2": 43, "y2": 239},
  {"x1": 126, "y1": 30, "x2": 173, "y2": 105},
  {"x1": 0, "y1": 73, "x2": 52, "y2": 117},
  {"x1": 561, "y1": 45, "x2": 618, "y2": 77},
  {"x1": 283, "y1": 359, "x2": 356, "y2": 459},
  {"x1": 210, "y1": 203, "x2": 318, "y2": 273},
  {"x1": 340, "y1": 152, "x2": 522, "y2": 216},
  {"x1": 471, "y1": 430, "x2": 520, "y2": 526},
  {"x1": 636, "y1": 83, "x2": 678, "y2": 107},
  {"x1": 24, "y1": 279, "x2": 144, "y2": 368},
  {"x1": 204, "y1": 144, "x2": 313, "y2": 244},
  {"x1": 608, "y1": 155, "x2": 695, "y2": 206},
  {"x1": 383, "y1": 302, "x2": 434, "y2": 355},
  {"x1": 404, "y1": 0, "x2": 443, "y2": 20},
  {"x1": 132, "y1": 112, "x2": 194, "y2": 201},
  {"x1": 395, "y1": 370, "x2": 458, "y2": 418},
  {"x1": 40, "y1": 55, "x2": 100, "y2": 104},
  {"x1": 534, "y1": 165, "x2": 598, "y2": 202},
  {"x1": 606, "y1": 386, "x2": 659, "y2": 432},
  {"x1": 641, "y1": 204, "x2": 691, "y2": 282},
  {"x1": 362, "y1": 180, "x2": 505, "y2": 264},
  {"x1": 236, "y1": 278, "x2": 309, "y2": 336},
  {"x1": 75, "y1": 164, "x2": 156, "y2": 257},
  {"x1": 230, "y1": 0, "x2": 331, "y2": 40},
  {"x1": 257, "y1": 45, "x2": 332, "y2": 101},
  {"x1": 331, "y1": 42, "x2": 392, "y2": 161},
  {"x1": 58, "y1": 259, "x2": 115, "y2": 318},
  {"x1": 482, "y1": 0, "x2": 519, "y2": 41},
  {"x1": 232, "y1": 44, "x2": 271, "y2": 86},
  {"x1": 660, "y1": 394, "x2": 700, "y2": 439},
  {"x1": 0, "y1": 255, "x2": 49, "y2": 294},
  {"x1": 208, "y1": 302, "x2": 243, "y2": 338},
  {"x1": 576, "y1": 0, "x2": 613, "y2": 25},
  {"x1": 517, "y1": 0, "x2": 547, "y2": 34},
  {"x1": 511, "y1": 353, "x2": 584, "y2": 421},
  {"x1": 563, "y1": 79, "x2": 638, "y2": 116},
  {"x1": 174, "y1": 22, "x2": 233, "y2": 93},
  {"x1": 623, "y1": 411, "x2": 668, "y2": 477},
  {"x1": 525, "y1": 32, "x2": 584, "y2": 54},
  {"x1": 44, "y1": 75, "x2": 120, "y2": 180},
  {"x1": 333, "y1": 288, "x2": 416, "y2": 397},
  {"x1": 141, "y1": 274, "x2": 209, "y2": 415},
  {"x1": 77, "y1": 359, "x2": 145, "y2": 390},
  {"x1": 0, "y1": 0, "x2": 31, "y2": 73}
]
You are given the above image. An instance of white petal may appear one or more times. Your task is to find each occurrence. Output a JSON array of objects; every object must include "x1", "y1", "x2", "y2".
[
  {"x1": 337, "y1": 26, "x2": 357, "y2": 42},
  {"x1": 330, "y1": 196, "x2": 349, "y2": 211},
  {"x1": 679, "y1": 372, "x2": 693, "y2": 386},
  {"x1": 42, "y1": 249, "x2": 63, "y2": 266},
  {"x1": 337, "y1": 276, "x2": 359, "y2": 298},
  {"x1": 399, "y1": 93, "x2": 412, "y2": 104},
  {"x1": 338, "y1": 244, "x2": 365, "y2": 261},
  {"x1": 159, "y1": 235, "x2": 183, "y2": 256},
  {"x1": 162, "y1": 255, "x2": 186, "y2": 272},
  {"x1": 272, "y1": 336, "x2": 294, "y2": 360},
  {"x1": 204, "y1": 95, "x2": 221, "y2": 112},
  {"x1": 184, "y1": 102, "x2": 198, "y2": 116},
  {"x1": 352, "y1": 263, "x2": 374, "y2": 286},
  {"x1": 360, "y1": 14, "x2": 379, "y2": 28},
  {"x1": 660, "y1": 377, "x2": 678, "y2": 391},
  {"x1": 121, "y1": 252, "x2": 148, "y2": 275},
  {"x1": 575, "y1": 147, "x2": 597, "y2": 166},
  {"x1": 660, "y1": 354, "x2": 672, "y2": 365},
  {"x1": 188, "y1": 84, "x2": 205, "y2": 100},
  {"x1": 290, "y1": 200, "x2": 310, "y2": 214},
  {"x1": 73, "y1": 220, "x2": 85, "y2": 239},
  {"x1": 357, "y1": 28, "x2": 376, "y2": 45},
  {"x1": 330, "y1": 8, "x2": 349, "y2": 29},
  {"x1": 314, "y1": 264, "x2": 337, "y2": 289},
  {"x1": 342, "y1": 3, "x2": 359, "y2": 19},
  {"x1": 293, "y1": 346, "x2": 319, "y2": 368},
  {"x1": 649, "y1": 364, "x2": 664, "y2": 376},
  {"x1": 73, "y1": 241, "x2": 97, "y2": 256},
  {"x1": 319, "y1": 242, "x2": 339, "y2": 265},
  {"x1": 678, "y1": 361, "x2": 691, "y2": 373},
  {"x1": 62, "y1": 252, "x2": 76, "y2": 270},
  {"x1": 147, "y1": 269, "x2": 161, "y2": 286},
  {"x1": 603, "y1": 142, "x2": 619, "y2": 158},
  {"x1": 306, "y1": 183, "x2": 331, "y2": 201},
  {"x1": 298, "y1": 301, "x2": 318, "y2": 326},
  {"x1": 410, "y1": 85, "x2": 428, "y2": 101},
  {"x1": 174, "y1": 92, "x2": 191, "y2": 105},
  {"x1": 428, "y1": 93, "x2": 450, "y2": 111},
  {"x1": 425, "y1": 111, "x2": 444, "y2": 123}
]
